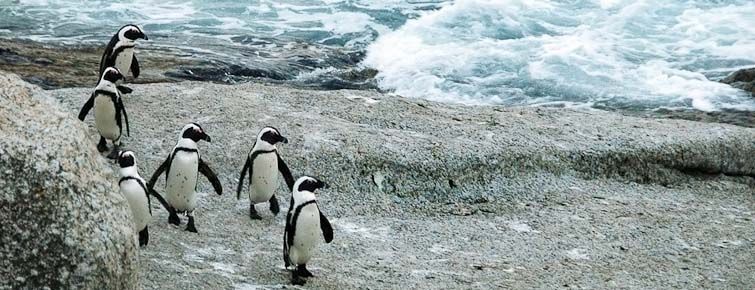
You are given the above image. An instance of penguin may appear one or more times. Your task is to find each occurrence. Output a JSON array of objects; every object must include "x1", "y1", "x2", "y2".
[
  {"x1": 99, "y1": 24, "x2": 148, "y2": 94},
  {"x1": 117, "y1": 150, "x2": 174, "y2": 247},
  {"x1": 236, "y1": 126, "x2": 295, "y2": 220},
  {"x1": 78, "y1": 67, "x2": 130, "y2": 159},
  {"x1": 283, "y1": 176, "x2": 334, "y2": 285},
  {"x1": 147, "y1": 123, "x2": 223, "y2": 233}
]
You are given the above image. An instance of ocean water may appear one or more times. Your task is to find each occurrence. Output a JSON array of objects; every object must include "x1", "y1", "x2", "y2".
[{"x1": 1, "y1": 0, "x2": 754, "y2": 111}]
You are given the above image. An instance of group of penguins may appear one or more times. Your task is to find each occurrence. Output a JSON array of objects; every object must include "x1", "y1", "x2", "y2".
[{"x1": 76, "y1": 24, "x2": 333, "y2": 285}]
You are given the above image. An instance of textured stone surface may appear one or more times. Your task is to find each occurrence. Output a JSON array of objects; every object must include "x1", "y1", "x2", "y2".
[
  {"x1": 0, "y1": 72, "x2": 138, "y2": 289},
  {"x1": 40, "y1": 78, "x2": 755, "y2": 289},
  {"x1": 721, "y1": 67, "x2": 755, "y2": 96}
]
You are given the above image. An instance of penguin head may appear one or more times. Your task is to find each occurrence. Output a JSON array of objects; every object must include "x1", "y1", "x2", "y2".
[
  {"x1": 119, "y1": 24, "x2": 148, "y2": 41},
  {"x1": 101, "y1": 67, "x2": 124, "y2": 83},
  {"x1": 257, "y1": 126, "x2": 288, "y2": 147},
  {"x1": 181, "y1": 122, "x2": 211, "y2": 143},
  {"x1": 294, "y1": 176, "x2": 328, "y2": 194},
  {"x1": 118, "y1": 150, "x2": 136, "y2": 168}
]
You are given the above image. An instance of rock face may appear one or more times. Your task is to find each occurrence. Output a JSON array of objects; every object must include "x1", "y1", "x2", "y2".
[
  {"x1": 43, "y1": 78, "x2": 755, "y2": 289},
  {"x1": 0, "y1": 72, "x2": 138, "y2": 288},
  {"x1": 721, "y1": 67, "x2": 755, "y2": 95}
]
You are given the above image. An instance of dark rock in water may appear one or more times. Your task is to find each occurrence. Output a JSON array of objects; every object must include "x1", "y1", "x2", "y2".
[
  {"x1": 0, "y1": 72, "x2": 138, "y2": 289},
  {"x1": 720, "y1": 67, "x2": 755, "y2": 95}
]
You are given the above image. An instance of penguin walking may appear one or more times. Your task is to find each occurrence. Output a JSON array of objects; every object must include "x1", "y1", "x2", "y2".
[
  {"x1": 78, "y1": 67, "x2": 130, "y2": 159},
  {"x1": 147, "y1": 123, "x2": 223, "y2": 233},
  {"x1": 283, "y1": 176, "x2": 334, "y2": 285},
  {"x1": 99, "y1": 24, "x2": 148, "y2": 94},
  {"x1": 236, "y1": 126, "x2": 295, "y2": 220},
  {"x1": 117, "y1": 150, "x2": 174, "y2": 247}
]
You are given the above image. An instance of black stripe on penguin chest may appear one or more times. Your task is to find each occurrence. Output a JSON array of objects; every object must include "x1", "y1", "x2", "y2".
[{"x1": 288, "y1": 200, "x2": 318, "y2": 246}]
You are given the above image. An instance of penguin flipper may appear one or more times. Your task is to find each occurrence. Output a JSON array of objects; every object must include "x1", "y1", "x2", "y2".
[
  {"x1": 285, "y1": 209, "x2": 295, "y2": 249},
  {"x1": 117, "y1": 96, "x2": 130, "y2": 137},
  {"x1": 147, "y1": 156, "x2": 170, "y2": 189},
  {"x1": 277, "y1": 153, "x2": 295, "y2": 192},
  {"x1": 117, "y1": 85, "x2": 133, "y2": 94},
  {"x1": 149, "y1": 187, "x2": 175, "y2": 216},
  {"x1": 319, "y1": 210, "x2": 334, "y2": 243},
  {"x1": 199, "y1": 158, "x2": 223, "y2": 196},
  {"x1": 131, "y1": 54, "x2": 140, "y2": 78},
  {"x1": 236, "y1": 156, "x2": 251, "y2": 200},
  {"x1": 78, "y1": 92, "x2": 95, "y2": 121}
]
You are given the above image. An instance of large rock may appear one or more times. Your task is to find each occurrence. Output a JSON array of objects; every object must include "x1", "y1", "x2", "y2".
[
  {"x1": 0, "y1": 72, "x2": 138, "y2": 288},
  {"x1": 721, "y1": 67, "x2": 755, "y2": 95}
]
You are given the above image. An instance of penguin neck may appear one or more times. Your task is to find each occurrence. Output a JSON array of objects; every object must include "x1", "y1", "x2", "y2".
[
  {"x1": 116, "y1": 38, "x2": 135, "y2": 49},
  {"x1": 176, "y1": 138, "x2": 199, "y2": 150},
  {"x1": 293, "y1": 190, "x2": 316, "y2": 206},
  {"x1": 253, "y1": 140, "x2": 276, "y2": 152},
  {"x1": 119, "y1": 166, "x2": 138, "y2": 178}
]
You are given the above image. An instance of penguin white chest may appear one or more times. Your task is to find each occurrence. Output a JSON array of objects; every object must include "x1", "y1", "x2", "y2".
[
  {"x1": 120, "y1": 180, "x2": 151, "y2": 231},
  {"x1": 289, "y1": 205, "x2": 321, "y2": 265},
  {"x1": 166, "y1": 152, "x2": 199, "y2": 212},
  {"x1": 93, "y1": 94, "x2": 119, "y2": 140},
  {"x1": 115, "y1": 48, "x2": 134, "y2": 76},
  {"x1": 250, "y1": 152, "x2": 278, "y2": 203}
]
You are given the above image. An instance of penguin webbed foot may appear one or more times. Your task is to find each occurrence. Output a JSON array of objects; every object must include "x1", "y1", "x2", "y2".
[
  {"x1": 291, "y1": 271, "x2": 306, "y2": 286},
  {"x1": 185, "y1": 215, "x2": 198, "y2": 233},
  {"x1": 249, "y1": 204, "x2": 262, "y2": 220},
  {"x1": 97, "y1": 137, "x2": 108, "y2": 153},
  {"x1": 168, "y1": 211, "x2": 181, "y2": 226},
  {"x1": 297, "y1": 265, "x2": 314, "y2": 277},
  {"x1": 106, "y1": 149, "x2": 120, "y2": 159},
  {"x1": 269, "y1": 196, "x2": 280, "y2": 215},
  {"x1": 138, "y1": 227, "x2": 149, "y2": 247}
]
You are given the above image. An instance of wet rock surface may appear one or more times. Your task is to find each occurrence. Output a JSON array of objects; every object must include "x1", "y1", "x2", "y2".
[
  {"x1": 39, "y1": 77, "x2": 755, "y2": 289},
  {"x1": 0, "y1": 72, "x2": 138, "y2": 289},
  {"x1": 721, "y1": 67, "x2": 755, "y2": 96}
]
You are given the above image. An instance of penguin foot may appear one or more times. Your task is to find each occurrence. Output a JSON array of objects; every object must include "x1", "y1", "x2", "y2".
[
  {"x1": 97, "y1": 137, "x2": 108, "y2": 153},
  {"x1": 168, "y1": 211, "x2": 181, "y2": 226},
  {"x1": 138, "y1": 227, "x2": 149, "y2": 247},
  {"x1": 106, "y1": 149, "x2": 120, "y2": 159},
  {"x1": 269, "y1": 196, "x2": 280, "y2": 216},
  {"x1": 186, "y1": 216, "x2": 198, "y2": 233},
  {"x1": 249, "y1": 204, "x2": 262, "y2": 220},
  {"x1": 296, "y1": 265, "x2": 314, "y2": 277},
  {"x1": 291, "y1": 272, "x2": 306, "y2": 286}
]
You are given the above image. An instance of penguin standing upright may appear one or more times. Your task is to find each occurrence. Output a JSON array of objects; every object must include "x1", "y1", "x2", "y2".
[
  {"x1": 283, "y1": 176, "x2": 334, "y2": 285},
  {"x1": 147, "y1": 123, "x2": 223, "y2": 233},
  {"x1": 78, "y1": 67, "x2": 130, "y2": 159},
  {"x1": 117, "y1": 150, "x2": 174, "y2": 246},
  {"x1": 236, "y1": 126, "x2": 295, "y2": 220},
  {"x1": 99, "y1": 24, "x2": 148, "y2": 94}
]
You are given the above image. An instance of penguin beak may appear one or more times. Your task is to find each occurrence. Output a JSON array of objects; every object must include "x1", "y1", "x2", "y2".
[
  {"x1": 140, "y1": 33, "x2": 148, "y2": 40},
  {"x1": 203, "y1": 133, "x2": 211, "y2": 142},
  {"x1": 319, "y1": 181, "x2": 329, "y2": 190},
  {"x1": 279, "y1": 136, "x2": 288, "y2": 144}
]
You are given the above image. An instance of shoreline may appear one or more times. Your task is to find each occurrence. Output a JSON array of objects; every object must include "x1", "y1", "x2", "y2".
[{"x1": 1, "y1": 37, "x2": 753, "y2": 129}]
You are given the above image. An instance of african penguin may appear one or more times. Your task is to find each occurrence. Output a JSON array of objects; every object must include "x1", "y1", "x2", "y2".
[
  {"x1": 147, "y1": 123, "x2": 223, "y2": 233},
  {"x1": 283, "y1": 176, "x2": 334, "y2": 285},
  {"x1": 236, "y1": 126, "x2": 295, "y2": 220},
  {"x1": 78, "y1": 67, "x2": 131, "y2": 159},
  {"x1": 99, "y1": 24, "x2": 148, "y2": 94},
  {"x1": 117, "y1": 150, "x2": 174, "y2": 247}
]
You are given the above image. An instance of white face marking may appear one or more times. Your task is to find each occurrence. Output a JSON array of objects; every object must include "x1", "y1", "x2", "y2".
[
  {"x1": 292, "y1": 176, "x2": 318, "y2": 204},
  {"x1": 117, "y1": 25, "x2": 141, "y2": 46},
  {"x1": 96, "y1": 67, "x2": 122, "y2": 91}
]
